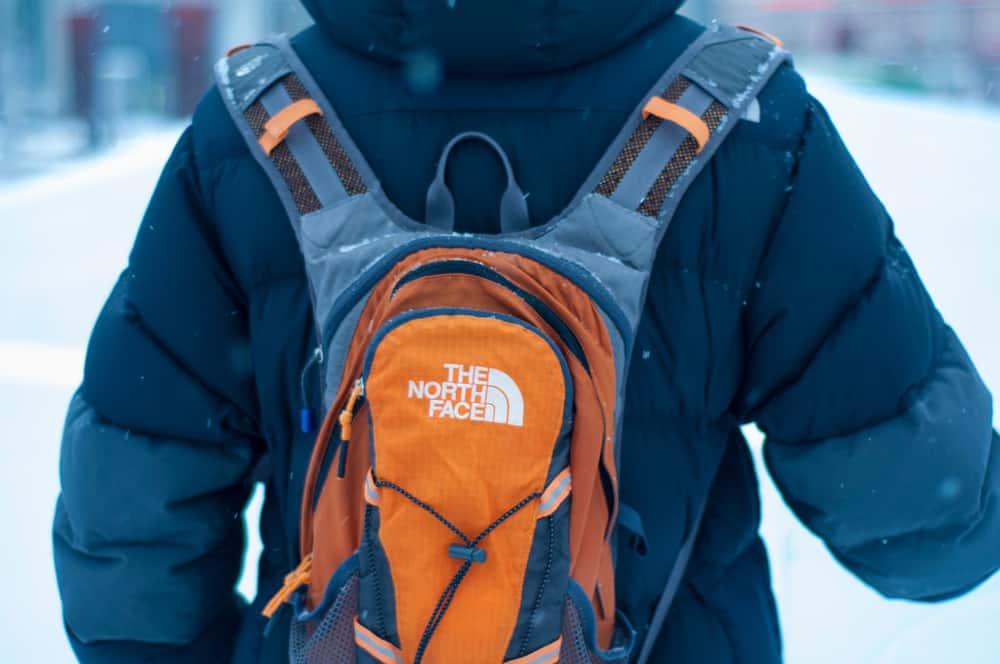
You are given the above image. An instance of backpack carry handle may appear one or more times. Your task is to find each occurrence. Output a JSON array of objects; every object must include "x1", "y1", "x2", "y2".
[{"x1": 425, "y1": 131, "x2": 531, "y2": 234}]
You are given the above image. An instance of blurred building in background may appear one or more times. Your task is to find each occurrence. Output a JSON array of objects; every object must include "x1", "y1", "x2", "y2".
[
  {"x1": 1, "y1": 0, "x2": 997, "y2": 173},
  {"x1": 684, "y1": 0, "x2": 1000, "y2": 101},
  {"x1": 0, "y1": 0, "x2": 309, "y2": 163}
]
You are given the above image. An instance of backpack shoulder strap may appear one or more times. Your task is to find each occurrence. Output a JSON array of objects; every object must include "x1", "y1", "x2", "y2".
[
  {"x1": 592, "y1": 23, "x2": 789, "y2": 225},
  {"x1": 213, "y1": 38, "x2": 371, "y2": 234},
  {"x1": 584, "y1": 25, "x2": 788, "y2": 664},
  {"x1": 532, "y1": 23, "x2": 789, "y2": 341}
]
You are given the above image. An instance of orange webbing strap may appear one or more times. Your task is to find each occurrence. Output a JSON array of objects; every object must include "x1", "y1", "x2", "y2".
[
  {"x1": 355, "y1": 620, "x2": 404, "y2": 664},
  {"x1": 505, "y1": 638, "x2": 562, "y2": 664},
  {"x1": 641, "y1": 97, "x2": 710, "y2": 154},
  {"x1": 261, "y1": 554, "x2": 313, "y2": 618},
  {"x1": 736, "y1": 24, "x2": 784, "y2": 48},
  {"x1": 225, "y1": 43, "x2": 251, "y2": 57},
  {"x1": 258, "y1": 98, "x2": 324, "y2": 156}
]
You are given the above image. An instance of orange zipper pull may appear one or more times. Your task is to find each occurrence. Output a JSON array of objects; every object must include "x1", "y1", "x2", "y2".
[
  {"x1": 336, "y1": 379, "x2": 365, "y2": 479},
  {"x1": 262, "y1": 554, "x2": 313, "y2": 619},
  {"x1": 339, "y1": 378, "x2": 364, "y2": 442}
]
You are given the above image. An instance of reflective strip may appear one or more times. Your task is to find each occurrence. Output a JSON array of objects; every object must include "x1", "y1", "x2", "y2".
[
  {"x1": 364, "y1": 469, "x2": 380, "y2": 506},
  {"x1": 610, "y1": 83, "x2": 714, "y2": 211},
  {"x1": 259, "y1": 84, "x2": 348, "y2": 208},
  {"x1": 505, "y1": 637, "x2": 562, "y2": 664},
  {"x1": 354, "y1": 620, "x2": 403, "y2": 664},
  {"x1": 537, "y1": 469, "x2": 572, "y2": 519}
]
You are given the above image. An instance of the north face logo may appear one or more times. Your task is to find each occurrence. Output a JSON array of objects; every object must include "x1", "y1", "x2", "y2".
[{"x1": 407, "y1": 363, "x2": 524, "y2": 427}]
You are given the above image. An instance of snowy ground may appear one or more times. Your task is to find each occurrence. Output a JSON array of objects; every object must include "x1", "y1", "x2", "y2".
[{"x1": 0, "y1": 78, "x2": 997, "y2": 663}]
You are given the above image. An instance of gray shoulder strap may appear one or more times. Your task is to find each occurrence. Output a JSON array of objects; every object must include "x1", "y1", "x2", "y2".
[
  {"x1": 580, "y1": 25, "x2": 788, "y2": 663},
  {"x1": 591, "y1": 24, "x2": 790, "y2": 225},
  {"x1": 531, "y1": 23, "x2": 790, "y2": 342},
  {"x1": 213, "y1": 38, "x2": 372, "y2": 236}
]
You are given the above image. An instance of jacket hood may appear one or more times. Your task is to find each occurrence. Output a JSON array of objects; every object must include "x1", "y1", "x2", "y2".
[{"x1": 298, "y1": 0, "x2": 686, "y2": 75}]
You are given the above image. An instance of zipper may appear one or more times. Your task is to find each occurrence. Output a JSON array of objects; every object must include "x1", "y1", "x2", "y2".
[
  {"x1": 336, "y1": 378, "x2": 365, "y2": 478},
  {"x1": 390, "y1": 259, "x2": 590, "y2": 371},
  {"x1": 307, "y1": 377, "x2": 365, "y2": 512}
]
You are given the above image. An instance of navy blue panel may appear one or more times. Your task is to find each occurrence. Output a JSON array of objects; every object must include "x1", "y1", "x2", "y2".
[
  {"x1": 505, "y1": 500, "x2": 572, "y2": 660},
  {"x1": 357, "y1": 506, "x2": 401, "y2": 647}
]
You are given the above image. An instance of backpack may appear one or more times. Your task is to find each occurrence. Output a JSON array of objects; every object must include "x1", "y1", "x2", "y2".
[{"x1": 215, "y1": 24, "x2": 787, "y2": 664}]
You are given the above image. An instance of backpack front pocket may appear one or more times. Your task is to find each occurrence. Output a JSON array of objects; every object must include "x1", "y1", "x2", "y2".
[{"x1": 356, "y1": 308, "x2": 574, "y2": 664}]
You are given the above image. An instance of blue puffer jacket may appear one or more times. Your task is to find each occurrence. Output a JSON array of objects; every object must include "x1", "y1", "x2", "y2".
[{"x1": 54, "y1": 2, "x2": 1000, "y2": 662}]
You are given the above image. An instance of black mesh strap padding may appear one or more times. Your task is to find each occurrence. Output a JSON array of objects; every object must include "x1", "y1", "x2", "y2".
[
  {"x1": 593, "y1": 77, "x2": 691, "y2": 198},
  {"x1": 595, "y1": 75, "x2": 730, "y2": 219},
  {"x1": 638, "y1": 94, "x2": 728, "y2": 217},
  {"x1": 242, "y1": 73, "x2": 367, "y2": 215}
]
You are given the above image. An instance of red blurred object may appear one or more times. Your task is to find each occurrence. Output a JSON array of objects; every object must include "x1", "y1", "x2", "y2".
[
  {"x1": 68, "y1": 13, "x2": 98, "y2": 118},
  {"x1": 169, "y1": 5, "x2": 215, "y2": 116}
]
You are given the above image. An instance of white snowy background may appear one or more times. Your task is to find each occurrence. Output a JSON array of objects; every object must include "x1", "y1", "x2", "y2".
[{"x1": 0, "y1": 77, "x2": 997, "y2": 663}]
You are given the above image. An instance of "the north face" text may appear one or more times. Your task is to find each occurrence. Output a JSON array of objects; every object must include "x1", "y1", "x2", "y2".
[{"x1": 407, "y1": 363, "x2": 524, "y2": 427}]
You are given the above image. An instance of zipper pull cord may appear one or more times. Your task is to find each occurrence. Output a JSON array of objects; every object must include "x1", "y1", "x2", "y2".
[
  {"x1": 337, "y1": 379, "x2": 364, "y2": 478},
  {"x1": 298, "y1": 346, "x2": 324, "y2": 433}
]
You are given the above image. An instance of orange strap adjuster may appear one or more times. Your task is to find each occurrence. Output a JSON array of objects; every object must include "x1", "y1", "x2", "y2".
[
  {"x1": 259, "y1": 99, "x2": 324, "y2": 156},
  {"x1": 225, "y1": 43, "x2": 251, "y2": 57},
  {"x1": 261, "y1": 554, "x2": 313, "y2": 618},
  {"x1": 737, "y1": 24, "x2": 784, "y2": 49},
  {"x1": 642, "y1": 98, "x2": 711, "y2": 153}
]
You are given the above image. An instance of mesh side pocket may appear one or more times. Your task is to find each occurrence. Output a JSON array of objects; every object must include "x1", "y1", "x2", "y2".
[
  {"x1": 561, "y1": 597, "x2": 599, "y2": 664},
  {"x1": 560, "y1": 593, "x2": 634, "y2": 664},
  {"x1": 289, "y1": 573, "x2": 359, "y2": 664}
]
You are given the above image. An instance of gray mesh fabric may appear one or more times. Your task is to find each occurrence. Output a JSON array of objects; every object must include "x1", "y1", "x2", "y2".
[{"x1": 289, "y1": 574, "x2": 359, "y2": 664}]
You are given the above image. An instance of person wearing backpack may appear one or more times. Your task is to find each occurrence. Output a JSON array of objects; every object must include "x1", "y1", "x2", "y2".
[{"x1": 54, "y1": 2, "x2": 1000, "y2": 663}]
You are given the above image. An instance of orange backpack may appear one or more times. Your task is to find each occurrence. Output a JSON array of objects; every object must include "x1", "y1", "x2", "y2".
[{"x1": 215, "y1": 25, "x2": 786, "y2": 664}]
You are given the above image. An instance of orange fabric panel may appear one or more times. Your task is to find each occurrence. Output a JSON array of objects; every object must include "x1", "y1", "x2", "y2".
[
  {"x1": 642, "y1": 97, "x2": 710, "y2": 153},
  {"x1": 388, "y1": 265, "x2": 620, "y2": 635},
  {"x1": 367, "y1": 314, "x2": 568, "y2": 662},
  {"x1": 390, "y1": 272, "x2": 534, "y2": 323}
]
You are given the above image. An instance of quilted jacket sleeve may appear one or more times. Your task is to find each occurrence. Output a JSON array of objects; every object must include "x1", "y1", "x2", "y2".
[
  {"x1": 53, "y1": 128, "x2": 263, "y2": 662},
  {"x1": 739, "y1": 97, "x2": 1000, "y2": 601}
]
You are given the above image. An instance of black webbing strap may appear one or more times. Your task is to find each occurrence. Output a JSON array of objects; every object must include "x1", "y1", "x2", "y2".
[{"x1": 635, "y1": 492, "x2": 710, "y2": 664}]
